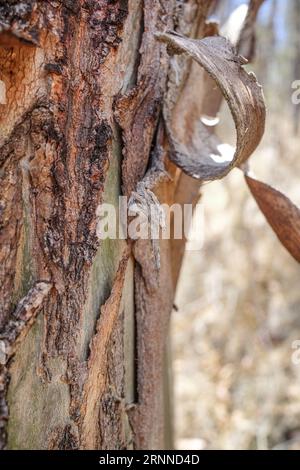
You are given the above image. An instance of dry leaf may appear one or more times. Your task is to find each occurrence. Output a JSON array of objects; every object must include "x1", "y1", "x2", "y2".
[
  {"x1": 156, "y1": 32, "x2": 266, "y2": 181},
  {"x1": 245, "y1": 174, "x2": 300, "y2": 263}
]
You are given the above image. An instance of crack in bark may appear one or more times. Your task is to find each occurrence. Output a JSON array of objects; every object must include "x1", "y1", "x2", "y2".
[{"x1": 245, "y1": 172, "x2": 300, "y2": 264}]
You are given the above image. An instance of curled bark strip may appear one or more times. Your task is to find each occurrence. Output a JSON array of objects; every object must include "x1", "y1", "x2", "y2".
[
  {"x1": 245, "y1": 174, "x2": 300, "y2": 263},
  {"x1": 156, "y1": 32, "x2": 266, "y2": 181}
]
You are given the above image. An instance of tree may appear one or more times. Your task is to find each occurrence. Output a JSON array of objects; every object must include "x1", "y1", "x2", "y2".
[
  {"x1": 291, "y1": 0, "x2": 300, "y2": 133},
  {"x1": 0, "y1": 0, "x2": 265, "y2": 450}
]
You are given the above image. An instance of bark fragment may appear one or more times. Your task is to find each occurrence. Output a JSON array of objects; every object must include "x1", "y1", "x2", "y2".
[
  {"x1": 157, "y1": 31, "x2": 266, "y2": 181},
  {"x1": 114, "y1": 0, "x2": 173, "y2": 196},
  {"x1": 0, "y1": 281, "x2": 52, "y2": 448},
  {"x1": 80, "y1": 248, "x2": 130, "y2": 449},
  {"x1": 237, "y1": 0, "x2": 266, "y2": 61}
]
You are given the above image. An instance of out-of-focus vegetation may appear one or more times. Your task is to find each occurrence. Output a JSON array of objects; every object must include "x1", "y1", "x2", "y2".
[{"x1": 172, "y1": 0, "x2": 300, "y2": 450}]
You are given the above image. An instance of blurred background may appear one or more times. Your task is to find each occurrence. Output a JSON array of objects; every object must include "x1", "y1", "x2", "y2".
[{"x1": 172, "y1": 0, "x2": 300, "y2": 450}]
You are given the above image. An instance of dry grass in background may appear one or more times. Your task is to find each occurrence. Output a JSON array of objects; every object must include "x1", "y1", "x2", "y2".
[{"x1": 172, "y1": 7, "x2": 300, "y2": 447}]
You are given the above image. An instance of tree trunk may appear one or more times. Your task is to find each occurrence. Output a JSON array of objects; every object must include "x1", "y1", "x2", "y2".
[{"x1": 0, "y1": 0, "x2": 263, "y2": 450}]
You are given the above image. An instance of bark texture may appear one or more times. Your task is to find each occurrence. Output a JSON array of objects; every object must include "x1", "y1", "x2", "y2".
[{"x1": 0, "y1": 0, "x2": 265, "y2": 450}]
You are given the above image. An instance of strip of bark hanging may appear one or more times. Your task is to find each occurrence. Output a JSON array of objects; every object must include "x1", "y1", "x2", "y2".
[
  {"x1": 245, "y1": 173, "x2": 300, "y2": 263},
  {"x1": 156, "y1": 31, "x2": 266, "y2": 181}
]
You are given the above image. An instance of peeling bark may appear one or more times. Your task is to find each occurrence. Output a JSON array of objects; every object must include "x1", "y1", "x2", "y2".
[
  {"x1": 81, "y1": 249, "x2": 130, "y2": 449},
  {"x1": 0, "y1": 0, "x2": 265, "y2": 450},
  {"x1": 157, "y1": 31, "x2": 266, "y2": 181},
  {"x1": 245, "y1": 173, "x2": 300, "y2": 264}
]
